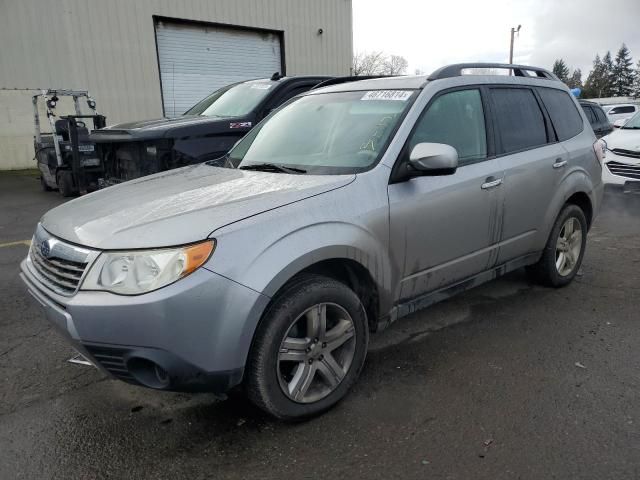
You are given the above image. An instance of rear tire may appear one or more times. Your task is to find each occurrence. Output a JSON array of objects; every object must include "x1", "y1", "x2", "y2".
[
  {"x1": 56, "y1": 170, "x2": 76, "y2": 197},
  {"x1": 245, "y1": 274, "x2": 369, "y2": 420},
  {"x1": 527, "y1": 204, "x2": 587, "y2": 287}
]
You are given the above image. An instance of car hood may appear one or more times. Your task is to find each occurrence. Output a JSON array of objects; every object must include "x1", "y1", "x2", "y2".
[
  {"x1": 603, "y1": 129, "x2": 640, "y2": 151},
  {"x1": 41, "y1": 165, "x2": 355, "y2": 250},
  {"x1": 91, "y1": 115, "x2": 234, "y2": 141}
]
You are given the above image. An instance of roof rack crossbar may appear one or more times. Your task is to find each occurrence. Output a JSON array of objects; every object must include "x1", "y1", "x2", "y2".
[{"x1": 427, "y1": 63, "x2": 557, "y2": 81}]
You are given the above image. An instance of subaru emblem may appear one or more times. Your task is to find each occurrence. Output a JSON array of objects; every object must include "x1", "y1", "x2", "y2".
[{"x1": 40, "y1": 240, "x2": 50, "y2": 258}]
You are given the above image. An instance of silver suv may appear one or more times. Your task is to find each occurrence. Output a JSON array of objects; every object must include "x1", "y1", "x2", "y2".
[{"x1": 21, "y1": 64, "x2": 604, "y2": 419}]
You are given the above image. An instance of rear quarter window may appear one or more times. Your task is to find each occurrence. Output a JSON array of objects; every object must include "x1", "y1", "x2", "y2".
[{"x1": 538, "y1": 88, "x2": 583, "y2": 141}]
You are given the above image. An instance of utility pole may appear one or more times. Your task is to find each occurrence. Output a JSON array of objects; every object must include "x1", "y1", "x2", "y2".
[{"x1": 509, "y1": 25, "x2": 521, "y2": 65}]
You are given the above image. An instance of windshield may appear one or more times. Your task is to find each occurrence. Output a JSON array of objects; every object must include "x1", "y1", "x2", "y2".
[
  {"x1": 621, "y1": 111, "x2": 640, "y2": 129},
  {"x1": 184, "y1": 80, "x2": 276, "y2": 117},
  {"x1": 231, "y1": 89, "x2": 416, "y2": 174}
]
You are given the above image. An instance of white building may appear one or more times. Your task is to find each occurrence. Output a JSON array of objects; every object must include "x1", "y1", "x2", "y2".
[{"x1": 0, "y1": 0, "x2": 353, "y2": 170}]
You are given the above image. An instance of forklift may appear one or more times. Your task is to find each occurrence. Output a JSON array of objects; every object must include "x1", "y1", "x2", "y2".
[{"x1": 33, "y1": 89, "x2": 106, "y2": 196}]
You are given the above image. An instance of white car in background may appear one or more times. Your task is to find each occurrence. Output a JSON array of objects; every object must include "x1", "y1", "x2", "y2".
[
  {"x1": 604, "y1": 104, "x2": 639, "y2": 125},
  {"x1": 602, "y1": 112, "x2": 640, "y2": 191}
]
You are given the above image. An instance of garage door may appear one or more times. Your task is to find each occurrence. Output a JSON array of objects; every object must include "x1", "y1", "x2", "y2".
[{"x1": 155, "y1": 20, "x2": 283, "y2": 116}]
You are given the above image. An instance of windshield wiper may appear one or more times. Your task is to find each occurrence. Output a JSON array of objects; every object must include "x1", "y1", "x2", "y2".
[{"x1": 239, "y1": 163, "x2": 307, "y2": 174}]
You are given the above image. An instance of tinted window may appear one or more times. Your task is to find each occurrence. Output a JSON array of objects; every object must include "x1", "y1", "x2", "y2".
[
  {"x1": 491, "y1": 88, "x2": 547, "y2": 153},
  {"x1": 609, "y1": 106, "x2": 636, "y2": 114},
  {"x1": 594, "y1": 107, "x2": 609, "y2": 124},
  {"x1": 409, "y1": 89, "x2": 487, "y2": 164},
  {"x1": 581, "y1": 105, "x2": 597, "y2": 125},
  {"x1": 538, "y1": 88, "x2": 583, "y2": 141}
]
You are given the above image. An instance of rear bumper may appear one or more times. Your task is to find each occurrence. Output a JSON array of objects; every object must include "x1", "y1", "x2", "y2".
[{"x1": 20, "y1": 259, "x2": 270, "y2": 393}]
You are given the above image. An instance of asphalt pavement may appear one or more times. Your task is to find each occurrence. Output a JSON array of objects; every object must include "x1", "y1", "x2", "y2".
[{"x1": 1, "y1": 172, "x2": 639, "y2": 480}]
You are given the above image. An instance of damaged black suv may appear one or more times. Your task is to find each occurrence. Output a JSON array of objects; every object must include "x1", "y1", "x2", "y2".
[{"x1": 92, "y1": 74, "x2": 331, "y2": 185}]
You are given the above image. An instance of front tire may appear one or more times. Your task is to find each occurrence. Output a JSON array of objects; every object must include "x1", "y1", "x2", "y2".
[
  {"x1": 40, "y1": 174, "x2": 52, "y2": 191},
  {"x1": 56, "y1": 170, "x2": 76, "y2": 197},
  {"x1": 527, "y1": 204, "x2": 587, "y2": 287},
  {"x1": 245, "y1": 274, "x2": 369, "y2": 420}
]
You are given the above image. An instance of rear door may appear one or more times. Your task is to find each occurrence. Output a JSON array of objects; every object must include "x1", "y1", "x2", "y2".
[{"x1": 490, "y1": 86, "x2": 567, "y2": 263}]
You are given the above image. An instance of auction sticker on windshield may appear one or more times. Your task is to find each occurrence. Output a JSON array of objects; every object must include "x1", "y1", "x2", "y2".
[
  {"x1": 251, "y1": 84, "x2": 272, "y2": 90},
  {"x1": 361, "y1": 90, "x2": 412, "y2": 101}
]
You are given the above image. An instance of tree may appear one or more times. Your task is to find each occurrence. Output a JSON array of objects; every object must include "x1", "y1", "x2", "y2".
[
  {"x1": 552, "y1": 59, "x2": 570, "y2": 82},
  {"x1": 567, "y1": 69, "x2": 583, "y2": 89},
  {"x1": 601, "y1": 51, "x2": 615, "y2": 97},
  {"x1": 611, "y1": 43, "x2": 634, "y2": 97},
  {"x1": 383, "y1": 55, "x2": 408, "y2": 75},
  {"x1": 583, "y1": 54, "x2": 609, "y2": 98},
  {"x1": 352, "y1": 51, "x2": 409, "y2": 76},
  {"x1": 631, "y1": 60, "x2": 640, "y2": 99},
  {"x1": 352, "y1": 51, "x2": 386, "y2": 76}
]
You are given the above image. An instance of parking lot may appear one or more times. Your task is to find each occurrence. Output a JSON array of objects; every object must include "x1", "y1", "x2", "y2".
[{"x1": 1, "y1": 171, "x2": 639, "y2": 479}]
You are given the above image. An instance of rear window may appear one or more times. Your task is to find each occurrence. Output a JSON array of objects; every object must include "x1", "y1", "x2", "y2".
[
  {"x1": 538, "y1": 88, "x2": 583, "y2": 141},
  {"x1": 491, "y1": 88, "x2": 547, "y2": 154}
]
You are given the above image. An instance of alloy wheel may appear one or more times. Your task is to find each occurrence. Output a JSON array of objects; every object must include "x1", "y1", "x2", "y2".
[
  {"x1": 277, "y1": 303, "x2": 357, "y2": 404},
  {"x1": 555, "y1": 217, "x2": 583, "y2": 276}
]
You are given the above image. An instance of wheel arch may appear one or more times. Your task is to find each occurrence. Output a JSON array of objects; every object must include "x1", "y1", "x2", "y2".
[{"x1": 542, "y1": 170, "x2": 597, "y2": 243}]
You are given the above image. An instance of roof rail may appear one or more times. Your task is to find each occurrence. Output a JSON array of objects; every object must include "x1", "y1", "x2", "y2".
[
  {"x1": 312, "y1": 75, "x2": 397, "y2": 90},
  {"x1": 427, "y1": 63, "x2": 557, "y2": 81}
]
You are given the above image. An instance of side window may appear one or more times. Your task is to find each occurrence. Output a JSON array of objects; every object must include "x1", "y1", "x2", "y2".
[
  {"x1": 279, "y1": 85, "x2": 313, "y2": 104},
  {"x1": 595, "y1": 107, "x2": 609, "y2": 124},
  {"x1": 538, "y1": 88, "x2": 583, "y2": 141},
  {"x1": 261, "y1": 85, "x2": 311, "y2": 117},
  {"x1": 610, "y1": 106, "x2": 635, "y2": 114},
  {"x1": 491, "y1": 88, "x2": 547, "y2": 153},
  {"x1": 408, "y1": 89, "x2": 487, "y2": 165},
  {"x1": 582, "y1": 106, "x2": 597, "y2": 125}
]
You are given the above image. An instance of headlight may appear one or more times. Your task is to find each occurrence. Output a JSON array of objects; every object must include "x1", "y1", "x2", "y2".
[
  {"x1": 81, "y1": 240, "x2": 215, "y2": 295},
  {"x1": 146, "y1": 145, "x2": 157, "y2": 156}
]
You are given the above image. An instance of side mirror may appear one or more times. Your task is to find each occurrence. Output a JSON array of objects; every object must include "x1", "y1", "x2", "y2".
[
  {"x1": 613, "y1": 119, "x2": 626, "y2": 129},
  {"x1": 408, "y1": 143, "x2": 458, "y2": 176}
]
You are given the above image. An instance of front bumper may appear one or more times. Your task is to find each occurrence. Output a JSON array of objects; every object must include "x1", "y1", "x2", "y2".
[{"x1": 20, "y1": 259, "x2": 270, "y2": 393}]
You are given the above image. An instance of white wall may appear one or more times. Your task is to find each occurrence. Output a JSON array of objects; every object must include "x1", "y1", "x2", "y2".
[{"x1": 0, "y1": 0, "x2": 353, "y2": 170}]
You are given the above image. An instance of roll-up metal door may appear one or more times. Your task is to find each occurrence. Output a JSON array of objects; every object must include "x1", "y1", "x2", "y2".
[{"x1": 155, "y1": 20, "x2": 283, "y2": 116}]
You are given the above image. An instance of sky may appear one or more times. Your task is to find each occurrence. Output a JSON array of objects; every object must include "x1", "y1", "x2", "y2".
[{"x1": 353, "y1": 0, "x2": 640, "y2": 79}]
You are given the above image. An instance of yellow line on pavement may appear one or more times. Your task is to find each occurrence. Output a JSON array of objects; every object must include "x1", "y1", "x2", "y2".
[{"x1": 0, "y1": 240, "x2": 31, "y2": 249}]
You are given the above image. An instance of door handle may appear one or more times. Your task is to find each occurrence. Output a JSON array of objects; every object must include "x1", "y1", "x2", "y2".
[
  {"x1": 553, "y1": 159, "x2": 568, "y2": 169},
  {"x1": 481, "y1": 177, "x2": 503, "y2": 190}
]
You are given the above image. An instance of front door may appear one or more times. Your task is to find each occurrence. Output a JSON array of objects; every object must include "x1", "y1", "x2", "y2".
[{"x1": 388, "y1": 88, "x2": 504, "y2": 303}]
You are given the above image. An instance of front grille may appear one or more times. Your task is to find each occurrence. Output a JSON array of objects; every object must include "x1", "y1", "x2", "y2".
[
  {"x1": 29, "y1": 243, "x2": 87, "y2": 295},
  {"x1": 612, "y1": 148, "x2": 640, "y2": 159},
  {"x1": 27, "y1": 224, "x2": 97, "y2": 296},
  {"x1": 83, "y1": 344, "x2": 138, "y2": 384},
  {"x1": 606, "y1": 161, "x2": 640, "y2": 180}
]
